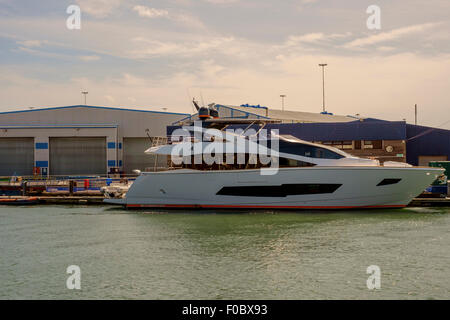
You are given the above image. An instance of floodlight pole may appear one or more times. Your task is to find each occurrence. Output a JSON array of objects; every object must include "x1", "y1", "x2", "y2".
[
  {"x1": 280, "y1": 94, "x2": 286, "y2": 111},
  {"x1": 319, "y1": 64, "x2": 327, "y2": 112},
  {"x1": 82, "y1": 91, "x2": 88, "y2": 105}
]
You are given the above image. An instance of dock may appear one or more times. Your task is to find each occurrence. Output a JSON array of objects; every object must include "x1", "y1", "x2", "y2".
[
  {"x1": 0, "y1": 178, "x2": 449, "y2": 207},
  {"x1": 37, "y1": 196, "x2": 106, "y2": 205},
  {"x1": 0, "y1": 195, "x2": 449, "y2": 207},
  {"x1": 408, "y1": 197, "x2": 450, "y2": 207}
]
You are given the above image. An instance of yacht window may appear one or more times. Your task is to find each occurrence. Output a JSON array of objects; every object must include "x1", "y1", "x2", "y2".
[
  {"x1": 377, "y1": 178, "x2": 401, "y2": 186},
  {"x1": 217, "y1": 183, "x2": 342, "y2": 197},
  {"x1": 279, "y1": 157, "x2": 316, "y2": 167},
  {"x1": 278, "y1": 141, "x2": 344, "y2": 159}
]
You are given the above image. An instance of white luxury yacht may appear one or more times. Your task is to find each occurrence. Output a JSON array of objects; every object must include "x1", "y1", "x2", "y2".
[{"x1": 105, "y1": 114, "x2": 444, "y2": 210}]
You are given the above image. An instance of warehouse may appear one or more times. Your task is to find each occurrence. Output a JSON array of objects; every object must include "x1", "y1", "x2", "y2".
[
  {"x1": 170, "y1": 104, "x2": 450, "y2": 166},
  {"x1": 1, "y1": 103, "x2": 448, "y2": 177},
  {"x1": 0, "y1": 105, "x2": 189, "y2": 176}
]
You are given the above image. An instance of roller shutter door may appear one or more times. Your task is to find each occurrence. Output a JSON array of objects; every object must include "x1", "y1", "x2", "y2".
[
  {"x1": 123, "y1": 138, "x2": 167, "y2": 173},
  {"x1": 0, "y1": 138, "x2": 34, "y2": 176},
  {"x1": 49, "y1": 137, "x2": 106, "y2": 175}
]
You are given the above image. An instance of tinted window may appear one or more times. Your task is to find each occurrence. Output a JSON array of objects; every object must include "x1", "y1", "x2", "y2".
[
  {"x1": 217, "y1": 184, "x2": 342, "y2": 197},
  {"x1": 278, "y1": 140, "x2": 344, "y2": 159}
]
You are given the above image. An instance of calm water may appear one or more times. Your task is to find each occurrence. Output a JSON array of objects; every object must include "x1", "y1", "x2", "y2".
[{"x1": 0, "y1": 205, "x2": 449, "y2": 300}]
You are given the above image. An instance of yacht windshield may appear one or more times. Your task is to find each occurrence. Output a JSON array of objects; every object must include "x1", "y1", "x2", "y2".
[{"x1": 278, "y1": 140, "x2": 344, "y2": 159}]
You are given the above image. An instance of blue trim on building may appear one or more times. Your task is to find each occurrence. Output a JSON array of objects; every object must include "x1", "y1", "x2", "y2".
[
  {"x1": 36, "y1": 161, "x2": 48, "y2": 167},
  {"x1": 108, "y1": 160, "x2": 116, "y2": 167},
  {"x1": 35, "y1": 142, "x2": 48, "y2": 149},
  {"x1": 172, "y1": 114, "x2": 194, "y2": 125},
  {"x1": 107, "y1": 142, "x2": 116, "y2": 149},
  {"x1": 119, "y1": 160, "x2": 122, "y2": 167},
  {"x1": 118, "y1": 143, "x2": 122, "y2": 149},
  {"x1": 0, "y1": 105, "x2": 190, "y2": 116}
]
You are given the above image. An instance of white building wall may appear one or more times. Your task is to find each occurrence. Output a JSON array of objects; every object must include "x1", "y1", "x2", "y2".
[
  {"x1": 0, "y1": 106, "x2": 187, "y2": 137},
  {"x1": 0, "y1": 106, "x2": 188, "y2": 175}
]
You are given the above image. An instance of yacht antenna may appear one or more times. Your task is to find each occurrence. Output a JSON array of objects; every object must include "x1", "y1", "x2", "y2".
[
  {"x1": 186, "y1": 88, "x2": 196, "y2": 113},
  {"x1": 200, "y1": 92, "x2": 205, "y2": 107},
  {"x1": 192, "y1": 98, "x2": 200, "y2": 111}
]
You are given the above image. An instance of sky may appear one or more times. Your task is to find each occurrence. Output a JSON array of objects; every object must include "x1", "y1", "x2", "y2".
[{"x1": 0, "y1": 0, "x2": 449, "y2": 128}]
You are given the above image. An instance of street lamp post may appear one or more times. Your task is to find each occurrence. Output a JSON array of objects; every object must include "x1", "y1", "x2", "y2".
[
  {"x1": 82, "y1": 91, "x2": 88, "y2": 105},
  {"x1": 415, "y1": 104, "x2": 417, "y2": 125},
  {"x1": 280, "y1": 94, "x2": 286, "y2": 111},
  {"x1": 318, "y1": 63, "x2": 327, "y2": 112}
]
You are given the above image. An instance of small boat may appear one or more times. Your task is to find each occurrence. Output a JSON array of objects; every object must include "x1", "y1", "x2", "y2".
[
  {"x1": 101, "y1": 182, "x2": 132, "y2": 199},
  {"x1": 0, "y1": 196, "x2": 39, "y2": 205}
]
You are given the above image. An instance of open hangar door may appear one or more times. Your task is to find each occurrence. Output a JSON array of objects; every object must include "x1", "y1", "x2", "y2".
[
  {"x1": 0, "y1": 138, "x2": 34, "y2": 176},
  {"x1": 123, "y1": 138, "x2": 167, "y2": 174},
  {"x1": 49, "y1": 137, "x2": 106, "y2": 176}
]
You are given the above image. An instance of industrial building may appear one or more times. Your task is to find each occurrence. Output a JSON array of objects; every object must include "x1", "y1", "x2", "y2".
[
  {"x1": 0, "y1": 105, "x2": 189, "y2": 176},
  {"x1": 170, "y1": 104, "x2": 450, "y2": 166},
  {"x1": 1, "y1": 103, "x2": 448, "y2": 177}
]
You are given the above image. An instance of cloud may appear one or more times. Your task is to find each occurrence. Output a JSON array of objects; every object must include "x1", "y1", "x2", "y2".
[
  {"x1": 203, "y1": 0, "x2": 240, "y2": 4},
  {"x1": 104, "y1": 95, "x2": 116, "y2": 103},
  {"x1": 75, "y1": 0, "x2": 122, "y2": 18},
  {"x1": 344, "y1": 23, "x2": 440, "y2": 48},
  {"x1": 296, "y1": 0, "x2": 319, "y2": 12},
  {"x1": 285, "y1": 32, "x2": 352, "y2": 46},
  {"x1": 133, "y1": 6, "x2": 169, "y2": 18},
  {"x1": 16, "y1": 40, "x2": 46, "y2": 48},
  {"x1": 2, "y1": 51, "x2": 450, "y2": 129},
  {"x1": 132, "y1": 5, "x2": 204, "y2": 29},
  {"x1": 79, "y1": 55, "x2": 101, "y2": 61},
  {"x1": 128, "y1": 36, "x2": 234, "y2": 58}
]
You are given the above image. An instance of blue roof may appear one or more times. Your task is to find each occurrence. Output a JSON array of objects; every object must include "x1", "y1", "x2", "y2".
[
  {"x1": 0, "y1": 105, "x2": 190, "y2": 116},
  {"x1": 265, "y1": 121, "x2": 407, "y2": 141},
  {"x1": 168, "y1": 120, "x2": 407, "y2": 141},
  {"x1": 406, "y1": 124, "x2": 450, "y2": 165}
]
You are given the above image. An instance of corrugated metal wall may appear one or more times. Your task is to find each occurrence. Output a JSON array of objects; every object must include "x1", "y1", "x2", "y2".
[
  {"x1": 0, "y1": 138, "x2": 34, "y2": 176},
  {"x1": 123, "y1": 138, "x2": 167, "y2": 173},
  {"x1": 49, "y1": 137, "x2": 106, "y2": 175}
]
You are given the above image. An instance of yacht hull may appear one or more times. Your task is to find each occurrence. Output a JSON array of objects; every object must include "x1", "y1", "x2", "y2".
[{"x1": 105, "y1": 167, "x2": 443, "y2": 209}]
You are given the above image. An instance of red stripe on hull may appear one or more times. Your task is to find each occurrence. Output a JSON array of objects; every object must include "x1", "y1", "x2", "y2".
[{"x1": 126, "y1": 204, "x2": 407, "y2": 209}]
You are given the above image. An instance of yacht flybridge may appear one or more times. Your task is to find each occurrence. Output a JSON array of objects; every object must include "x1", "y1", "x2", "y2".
[{"x1": 105, "y1": 103, "x2": 444, "y2": 209}]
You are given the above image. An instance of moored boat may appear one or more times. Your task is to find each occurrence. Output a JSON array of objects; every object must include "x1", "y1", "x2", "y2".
[{"x1": 105, "y1": 119, "x2": 444, "y2": 210}]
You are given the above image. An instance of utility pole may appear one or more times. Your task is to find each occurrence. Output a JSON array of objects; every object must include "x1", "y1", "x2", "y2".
[
  {"x1": 280, "y1": 94, "x2": 286, "y2": 111},
  {"x1": 414, "y1": 104, "x2": 417, "y2": 125},
  {"x1": 82, "y1": 91, "x2": 88, "y2": 105},
  {"x1": 318, "y1": 63, "x2": 327, "y2": 112}
]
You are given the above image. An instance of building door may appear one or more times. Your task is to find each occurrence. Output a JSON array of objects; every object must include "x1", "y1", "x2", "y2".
[
  {"x1": 123, "y1": 138, "x2": 167, "y2": 173},
  {"x1": 0, "y1": 138, "x2": 34, "y2": 176},
  {"x1": 49, "y1": 137, "x2": 106, "y2": 175},
  {"x1": 418, "y1": 155, "x2": 448, "y2": 166}
]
